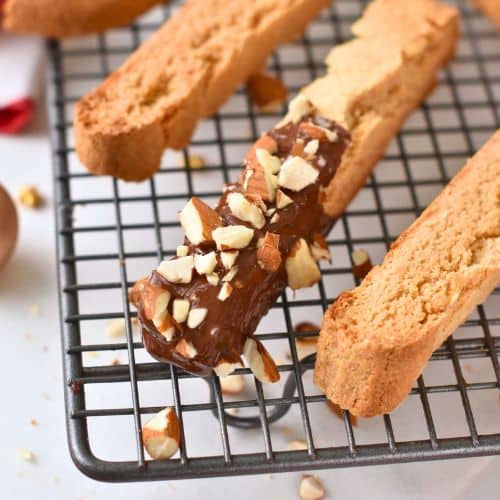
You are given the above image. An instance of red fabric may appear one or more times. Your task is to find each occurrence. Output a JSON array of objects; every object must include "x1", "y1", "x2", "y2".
[{"x1": 0, "y1": 98, "x2": 34, "y2": 134}]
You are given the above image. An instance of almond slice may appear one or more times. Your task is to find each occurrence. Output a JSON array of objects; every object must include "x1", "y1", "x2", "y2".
[
  {"x1": 179, "y1": 197, "x2": 222, "y2": 245},
  {"x1": 227, "y1": 192, "x2": 266, "y2": 229},
  {"x1": 157, "y1": 256, "x2": 194, "y2": 284},
  {"x1": 222, "y1": 266, "x2": 239, "y2": 283},
  {"x1": 303, "y1": 139, "x2": 319, "y2": 156},
  {"x1": 278, "y1": 156, "x2": 318, "y2": 192},
  {"x1": 176, "y1": 245, "x2": 189, "y2": 257},
  {"x1": 206, "y1": 273, "x2": 220, "y2": 286},
  {"x1": 212, "y1": 225, "x2": 254, "y2": 250},
  {"x1": 214, "y1": 359, "x2": 244, "y2": 380},
  {"x1": 285, "y1": 239, "x2": 321, "y2": 290}
]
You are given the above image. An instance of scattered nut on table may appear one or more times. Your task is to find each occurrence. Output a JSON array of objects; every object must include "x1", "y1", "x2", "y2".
[
  {"x1": 299, "y1": 474, "x2": 325, "y2": 500},
  {"x1": 17, "y1": 185, "x2": 45, "y2": 209},
  {"x1": 178, "y1": 154, "x2": 205, "y2": 169},
  {"x1": 142, "y1": 407, "x2": 181, "y2": 460}
]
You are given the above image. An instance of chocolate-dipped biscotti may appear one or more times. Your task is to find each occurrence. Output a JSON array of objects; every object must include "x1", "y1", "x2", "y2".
[
  {"x1": 1, "y1": 0, "x2": 164, "y2": 38},
  {"x1": 130, "y1": 100, "x2": 351, "y2": 380},
  {"x1": 74, "y1": 0, "x2": 330, "y2": 181},
  {"x1": 315, "y1": 131, "x2": 500, "y2": 417}
]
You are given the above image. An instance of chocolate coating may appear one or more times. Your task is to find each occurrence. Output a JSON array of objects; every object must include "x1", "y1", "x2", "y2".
[{"x1": 130, "y1": 113, "x2": 350, "y2": 376}]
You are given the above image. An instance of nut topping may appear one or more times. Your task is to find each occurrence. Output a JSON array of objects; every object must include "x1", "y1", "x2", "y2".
[
  {"x1": 206, "y1": 273, "x2": 220, "y2": 286},
  {"x1": 243, "y1": 338, "x2": 280, "y2": 384},
  {"x1": 172, "y1": 299, "x2": 190, "y2": 323},
  {"x1": 157, "y1": 256, "x2": 194, "y2": 284},
  {"x1": 220, "y1": 250, "x2": 239, "y2": 269},
  {"x1": 194, "y1": 251, "x2": 217, "y2": 275},
  {"x1": 219, "y1": 373, "x2": 245, "y2": 394},
  {"x1": 187, "y1": 308, "x2": 208, "y2": 328},
  {"x1": 278, "y1": 156, "x2": 319, "y2": 192},
  {"x1": 285, "y1": 239, "x2": 321, "y2": 290},
  {"x1": 175, "y1": 338, "x2": 198, "y2": 359},
  {"x1": 212, "y1": 225, "x2": 254, "y2": 250},
  {"x1": 179, "y1": 197, "x2": 222, "y2": 245},
  {"x1": 256, "y1": 148, "x2": 281, "y2": 174},
  {"x1": 142, "y1": 407, "x2": 180, "y2": 460},
  {"x1": 279, "y1": 95, "x2": 313, "y2": 126},
  {"x1": 217, "y1": 282, "x2": 233, "y2": 301},
  {"x1": 275, "y1": 189, "x2": 294, "y2": 209},
  {"x1": 214, "y1": 360, "x2": 244, "y2": 379},
  {"x1": 176, "y1": 245, "x2": 189, "y2": 257},
  {"x1": 310, "y1": 233, "x2": 331, "y2": 262},
  {"x1": 227, "y1": 192, "x2": 266, "y2": 229},
  {"x1": 257, "y1": 232, "x2": 281, "y2": 272},
  {"x1": 222, "y1": 266, "x2": 239, "y2": 282},
  {"x1": 351, "y1": 248, "x2": 373, "y2": 280},
  {"x1": 303, "y1": 139, "x2": 319, "y2": 156}
]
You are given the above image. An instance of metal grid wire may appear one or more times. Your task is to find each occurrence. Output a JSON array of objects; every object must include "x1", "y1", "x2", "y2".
[{"x1": 47, "y1": 0, "x2": 500, "y2": 482}]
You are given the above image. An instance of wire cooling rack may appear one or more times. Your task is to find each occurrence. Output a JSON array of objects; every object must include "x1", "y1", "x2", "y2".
[{"x1": 47, "y1": 0, "x2": 500, "y2": 482}]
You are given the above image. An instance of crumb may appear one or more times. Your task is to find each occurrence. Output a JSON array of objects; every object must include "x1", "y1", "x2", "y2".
[
  {"x1": 167, "y1": 484, "x2": 176, "y2": 492},
  {"x1": 106, "y1": 318, "x2": 126, "y2": 339},
  {"x1": 42, "y1": 345, "x2": 48, "y2": 352},
  {"x1": 50, "y1": 476, "x2": 59, "y2": 485},
  {"x1": 119, "y1": 258, "x2": 126, "y2": 266},
  {"x1": 110, "y1": 357, "x2": 121, "y2": 366},
  {"x1": 266, "y1": 474, "x2": 274, "y2": 480},
  {"x1": 463, "y1": 362, "x2": 474, "y2": 374},
  {"x1": 178, "y1": 154, "x2": 205, "y2": 169},
  {"x1": 41, "y1": 392, "x2": 51, "y2": 400},
  {"x1": 24, "y1": 332, "x2": 32, "y2": 341},
  {"x1": 17, "y1": 448, "x2": 36, "y2": 463},
  {"x1": 29, "y1": 419, "x2": 39, "y2": 426},
  {"x1": 18, "y1": 185, "x2": 45, "y2": 209},
  {"x1": 29, "y1": 303, "x2": 40, "y2": 316},
  {"x1": 83, "y1": 351, "x2": 99, "y2": 362}
]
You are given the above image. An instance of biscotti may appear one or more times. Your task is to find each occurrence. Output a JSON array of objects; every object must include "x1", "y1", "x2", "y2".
[
  {"x1": 130, "y1": 102, "x2": 350, "y2": 380},
  {"x1": 1, "y1": 0, "x2": 163, "y2": 38},
  {"x1": 74, "y1": 0, "x2": 330, "y2": 181},
  {"x1": 300, "y1": 0, "x2": 459, "y2": 218},
  {"x1": 315, "y1": 131, "x2": 500, "y2": 417},
  {"x1": 473, "y1": 0, "x2": 500, "y2": 29}
]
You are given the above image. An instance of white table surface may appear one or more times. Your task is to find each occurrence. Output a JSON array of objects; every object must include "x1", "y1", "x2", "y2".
[{"x1": 0, "y1": 80, "x2": 499, "y2": 500}]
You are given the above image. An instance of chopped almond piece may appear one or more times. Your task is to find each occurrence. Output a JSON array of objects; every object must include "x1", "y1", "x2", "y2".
[
  {"x1": 257, "y1": 232, "x2": 281, "y2": 272},
  {"x1": 179, "y1": 197, "x2": 222, "y2": 245},
  {"x1": 285, "y1": 239, "x2": 321, "y2": 290},
  {"x1": 18, "y1": 185, "x2": 45, "y2": 209}
]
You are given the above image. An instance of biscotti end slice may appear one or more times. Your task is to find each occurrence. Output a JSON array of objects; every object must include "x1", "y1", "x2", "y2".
[
  {"x1": 301, "y1": 0, "x2": 459, "y2": 219},
  {"x1": 74, "y1": 0, "x2": 330, "y2": 181},
  {"x1": 315, "y1": 131, "x2": 500, "y2": 417},
  {"x1": 2, "y1": 0, "x2": 162, "y2": 38},
  {"x1": 473, "y1": 0, "x2": 500, "y2": 29}
]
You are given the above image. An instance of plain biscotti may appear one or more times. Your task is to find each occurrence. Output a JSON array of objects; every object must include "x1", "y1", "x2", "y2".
[
  {"x1": 315, "y1": 131, "x2": 500, "y2": 417},
  {"x1": 473, "y1": 0, "x2": 500, "y2": 29},
  {"x1": 1, "y1": 0, "x2": 163, "y2": 38},
  {"x1": 74, "y1": 0, "x2": 330, "y2": 181},
  {"x1": 301, "y1": 0, "x2": 459, "y2": 218}
]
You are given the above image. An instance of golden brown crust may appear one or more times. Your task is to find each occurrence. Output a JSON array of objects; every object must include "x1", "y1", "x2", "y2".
[
  {"x1": 1, "y1": 0, "x2": 163, "y2": 38},
  {"x1": 302, "y1": 0, "x2": 460, "y2": 218},
  {"x1": 74, "y1": 0, "x2": 330, "y2": 181},
  {"x1": 473, "y1": 0, "x2": 500, "y2": 29},
  {"x1": 314, "y1": 131, "x2": 500, "y2": 417}
]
